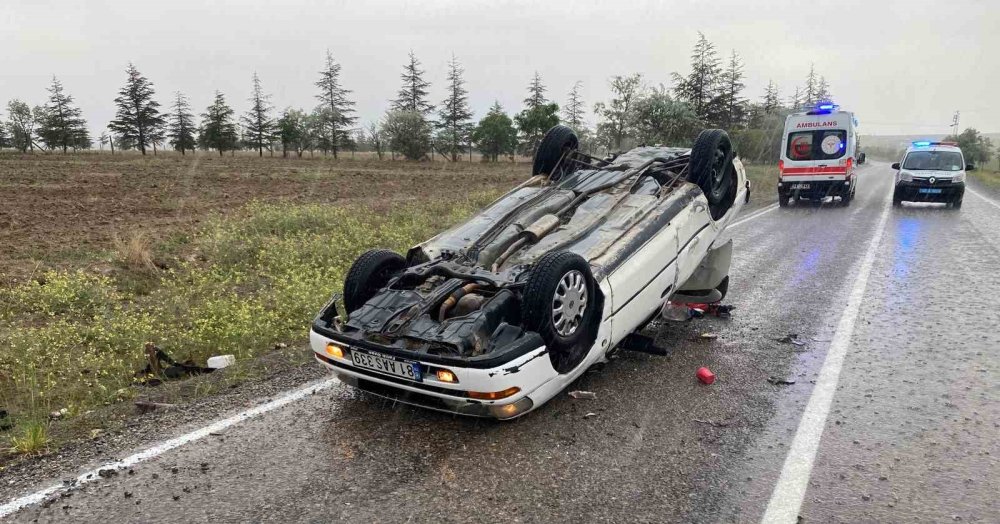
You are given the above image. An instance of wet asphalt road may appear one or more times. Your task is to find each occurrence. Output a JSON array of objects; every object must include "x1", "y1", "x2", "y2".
[{"x1": 7, "y1": 161, "x2": 1000, "y2": 523}]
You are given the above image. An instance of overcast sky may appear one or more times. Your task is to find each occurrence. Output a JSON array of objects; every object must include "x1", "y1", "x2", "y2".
[{"x1": 3, "y1": 0, "x2": 998, "y2": 139}]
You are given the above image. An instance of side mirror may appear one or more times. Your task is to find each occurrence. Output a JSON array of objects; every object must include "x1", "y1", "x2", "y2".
[
  {"x1": 891, "y1": 162, "x2": 900, "y2": 170},
  {"x1": 966, "y1": 163, "x2": 975, "y2": 171}
]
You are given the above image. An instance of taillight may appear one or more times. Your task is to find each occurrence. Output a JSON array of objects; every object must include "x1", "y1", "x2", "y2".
[
  {"x1": 778, "y1": 159, "x2": 784, "y2": 174},
  {"x1": 846, "y1": 157, "x2": 853, "y2": 169}
]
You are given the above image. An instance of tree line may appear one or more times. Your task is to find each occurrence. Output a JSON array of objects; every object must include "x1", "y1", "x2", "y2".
[{"x1": 6, "y1": 33, "x2": 988, "y2": 165}]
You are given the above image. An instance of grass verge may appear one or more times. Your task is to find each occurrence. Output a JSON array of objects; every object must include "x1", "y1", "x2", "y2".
[{"x1": 0, "y1": 193, "x2": 499, "y2": 455}]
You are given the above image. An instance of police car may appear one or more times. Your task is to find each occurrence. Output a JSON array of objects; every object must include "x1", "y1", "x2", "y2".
[
  {"x1": 891, "y1": 141, "x2": 971, "y2": 209},
  {"x1": 778, "y1": 103, "x2": 860, "y2": 207}
]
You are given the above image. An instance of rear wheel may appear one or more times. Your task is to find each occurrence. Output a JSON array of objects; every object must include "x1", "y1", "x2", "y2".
[
  {"x1": 532, "y1": 125, "x2": 579, "y2": 180},
  {"x1": 343, "y1": 249, "x2": 406, "y2": 314},
  {"x1": 778, "y1": 192, "x2": 789, "y2": 207},
  {"x1": 689, "y1": 129, "x2": 737, "y2": 220},
  {"x1": 521, "y1": 251, "x2": 598, "y2": 374}
]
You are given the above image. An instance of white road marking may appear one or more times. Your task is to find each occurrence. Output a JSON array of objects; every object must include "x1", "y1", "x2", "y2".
[
  {"x1": 0, "y1": 377, "x2": 339, "y2": 519},
  {"x1": 761, "y1": 195, "x2": 893, "y2": 523},
  {"x1": 730, "y1": 203, "x2": 779, "y2": 228},
  {"x1": 967, "y1": 187, "x2": 1000, "y2": 210}
]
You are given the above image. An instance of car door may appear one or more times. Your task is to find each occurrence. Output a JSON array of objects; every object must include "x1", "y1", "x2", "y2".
[
  {"x1": 606, "y1": 212, "x2": 679, "y2": 343},
  {"x1": 673, "y1": 195, "x2": 714, "y2": 286}
]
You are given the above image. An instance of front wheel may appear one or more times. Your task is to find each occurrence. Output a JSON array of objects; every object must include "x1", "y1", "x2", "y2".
[
  {"x1": 343, "y1": 249, "x2": 406, "y2": 313},
  {"x1": 521, "y1": 251, "x2": 599, "y2": 374},
  {"x1": 532, "y1": 125, "x2": 579, "y2": 180}
]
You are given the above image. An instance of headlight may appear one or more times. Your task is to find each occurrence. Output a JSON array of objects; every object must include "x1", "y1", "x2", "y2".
[
  {"x1": 898, "y1": 171, "x2": 913, "y2": 182},
  {"x1": 953, "y1": 171, "x2": 966, "y2": 183}
]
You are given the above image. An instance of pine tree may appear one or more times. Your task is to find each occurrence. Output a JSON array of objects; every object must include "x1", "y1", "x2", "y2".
[
  {"x1": 36, "y1": 77, "x2": 88, "y2": 153},
  {"x1": 435, "y1": 55, "x2": 473, "y2": 161},
  {"x1": 803, "y1": 64, "x2": 818, "y2": 107},
  {"x1": 198, "y1": 91, "x2": 238, "y2": 156},
  {"x1": 524, "y1": 72, "x2": 548, "y2": 110},
  {"x1": 109, "y1": 63, "x2": 164, "y2": 155},
  {"x1": 815, "y1": 76, "x2": 831, "y2": 103},
  {"x1": 717, "y1": 50, "x2": 746, "y2": 128},
  {"x1": 562, "y1": 81, "x2": 586, "y2": 128},
  {"x1": 788, "y1": 86, "x2": 802, "y2": 111},
  {"x1": 393, "y1": 51, "x2": 434, "y2": 118},
  {"x1": 672, "y1": 32, "x2": 722, "y2": 121},
  {"x1": 242, "y1": 73, "x2": 275, "y2": 157},
  {"x1": 762, "y1": 80, "x2": 781, "y2": 114},
  {"x1": 166, "y1": 92, "x2": 196, "y2": 155},
  {"x1": 314, "y1": 50, "x2": 357, "y2": 159}
]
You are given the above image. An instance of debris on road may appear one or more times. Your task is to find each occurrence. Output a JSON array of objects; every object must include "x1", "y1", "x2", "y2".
[
  {"x1": 686, "y1": 303, "x2": 736, "y2": 319},
  {"x1": 767, "y1": 376, "x2": 796, "y2": 386},
  {"x1": 568, "y1": 390, "x2": 597, "y2": 400},
  {"x1": 698, "y1": 333, "x2": 719, "y2": 340},
  {"x1": 207, "y1": 354, "x2": 236, "y2": 369},
  {"x1": 697, "y1": 367, "x2": 716, "y2": 385},
  {"x1": 583, "y1": 412, "x2": 597, "y2": 418},
  {"x1": 776, "y1": 333, "x2": 807, "y2": 346}
]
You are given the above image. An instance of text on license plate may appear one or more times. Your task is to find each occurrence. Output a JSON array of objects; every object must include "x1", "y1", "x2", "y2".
[
  {"x1": 919, "y1": 188, "x2": 943, "y2": 194},
  {"x1": 791, "y1": 183, "x2": 811, "y2": 189},
  {"x1": 351, "y1": 350, "x2": 422, "y2": 382}
]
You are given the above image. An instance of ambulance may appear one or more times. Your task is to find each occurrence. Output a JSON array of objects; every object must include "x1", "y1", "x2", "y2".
[{"x1": 777, "y1": 103, "x2": 860, "y2": 207}]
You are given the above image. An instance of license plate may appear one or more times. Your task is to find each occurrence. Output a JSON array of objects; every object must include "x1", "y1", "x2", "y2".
[
  {"x1": 790, "y1": 183, "x2": 811, "y2": 189},
  {"x1": 351, "y1": 349, "x2": 422, "y2": 382},
  {"x1": 919, "y1": 188, "x2": 943, "y2": 194}
]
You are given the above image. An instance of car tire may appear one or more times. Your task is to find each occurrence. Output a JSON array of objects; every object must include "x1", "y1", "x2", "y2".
[
  {"x1": 951, "y1": 197, "x2": 963, "y2": 209},
  {"x1": 892, "y1": 191, "x2": 903, "y2": 207},
  {"x1": 521, "y1": 251, "x2": 598, "y2": 374},
  {"x1": 343, "y1": 249, "x2": 407, "y2": 314},
  {"x1": 840, "y1": 189, "x2": 853, "y2": 207},
  {"x1": 778, "y1": 192, "x2": 789, "y2": 207},
  {"x1": 532, "y1": 125, "x2": 579, "y2": 180},
  {"x1": 689, "y1": 129, "x2": 737, "y2": 220}
]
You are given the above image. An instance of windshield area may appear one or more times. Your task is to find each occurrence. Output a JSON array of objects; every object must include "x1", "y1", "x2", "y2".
[{"x1": 901, "y1": 150, "x2": 964, "y2": 171}]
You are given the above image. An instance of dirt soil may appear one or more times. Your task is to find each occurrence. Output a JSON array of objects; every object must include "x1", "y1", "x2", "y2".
[{"x1": 0, "y1": 152, "x2": 527, "y2": 280}]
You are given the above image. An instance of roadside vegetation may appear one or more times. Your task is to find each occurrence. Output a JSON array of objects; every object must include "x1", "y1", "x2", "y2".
[{"x1": 0, "y1": 191, "x2": 498, "y2": 455}]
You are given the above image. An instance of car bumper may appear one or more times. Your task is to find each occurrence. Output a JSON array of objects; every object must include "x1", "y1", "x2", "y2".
[
  {"x1": 779, "y1": 179, "x2": 852, "y2": 199},
  {"x1": 310, "y1": 329, "x2": 557, "y2": 419},
  {"x1": 894, "y1": 181, "x2": 964, "y2": 202}
]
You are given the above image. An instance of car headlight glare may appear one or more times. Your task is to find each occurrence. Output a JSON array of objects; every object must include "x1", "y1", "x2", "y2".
[{"x1": 898, "y1": 171, "x2": 913, "y2": 182}]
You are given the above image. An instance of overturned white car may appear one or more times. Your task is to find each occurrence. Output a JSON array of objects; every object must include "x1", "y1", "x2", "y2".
[{"x1": 311, "y1": 125, "x2": 749, "y2": 419}]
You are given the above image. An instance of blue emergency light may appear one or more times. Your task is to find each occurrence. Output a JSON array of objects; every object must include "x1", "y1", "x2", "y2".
[
  {"x1": 807, "y1": 101, "x2": 839, "y2": 115},
  {"x1": 912, "y1": 141, "x2": 932, "y2": 147}
]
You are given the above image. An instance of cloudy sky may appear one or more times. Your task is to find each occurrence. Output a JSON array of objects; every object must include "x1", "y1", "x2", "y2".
[{"x1": 3, "y1": 0, "x2": 998, "y2": 139}]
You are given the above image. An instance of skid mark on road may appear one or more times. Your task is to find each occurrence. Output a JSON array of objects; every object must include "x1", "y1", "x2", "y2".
[
  {"x1": 761, "y1": 194, "x2": 893, "y2": 524},
  {"x1": 0, "y1": 378, "x2": 339, "y2": 519}
]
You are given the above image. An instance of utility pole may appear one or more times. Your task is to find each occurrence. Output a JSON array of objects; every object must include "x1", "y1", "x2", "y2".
[{"x1": 951, "y1": 111, "x2": 960, "y2": 136}]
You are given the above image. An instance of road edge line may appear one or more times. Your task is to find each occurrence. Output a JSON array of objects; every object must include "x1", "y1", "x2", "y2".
[
  {"x1": 0, "y1": 377, "x2": 339, "y2": 519},
  {"x1": 730, "y1": 203, "x2": 779, "y2": 228},
  {"x1": 966, "y1": 187, "x2": 1000, "y2": 210},
  {"x1": 760, "y1": 195, "x2": 892, "y2": 523}
]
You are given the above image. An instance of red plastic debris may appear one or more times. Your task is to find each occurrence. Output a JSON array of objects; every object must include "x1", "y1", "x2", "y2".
[{"x1": 697, "y1": 367, "x2": 716, "y2": 385}]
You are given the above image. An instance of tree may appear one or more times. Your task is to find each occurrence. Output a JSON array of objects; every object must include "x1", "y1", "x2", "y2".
[
  {"x1": 562, "y1": 81, "x2": 586, "y2": 129},
  {"x1": 788, "y1": 86, "x2": 802, "y2": 111},
  {"x1": 594, "y1": 74, "x2": 644, "y2": 150},
  {"x1": 815, "y1": 76, "x2": 831, "y2": 103},
  {"x1": 109, "y1": 63, "x2": 164, "y2": 155},
  {"x1": 512, "y1": 72, "x2": 557, "y2": 155},
  {"x1": 392, "y1": 51, "x2": 434, "y2": 118},
  {"x1": 717, "y1": 50, "x2": 747, "y2": 129},
  {"x1": 382, "y1": 110, "x2": 432, "y2": 160},
  {"x1": 803, "y1": 64, "x2": 818, "y2": 107},
  {"x1": 0, "y1": 120, "x2": 7, "y2": 149},
  {"x1": 632, "y1": 86, "x2": 700, "y2": 146},
  {"x1": 276, "y1": 108, "x2": 309, "y2": 158},
  {"x1": 945, "y1": 128, "x2": 994, "y2": 166},
  {"x1": 472, "y1": 101, "x2": 518, "y2": 162},
  {"x1": 315, "y1": 50, "x2": 357, "y2": 159},
  {"x1": 762, "y1": 80, "x2": 781, "y2": 114},
  {"x1": 36, "y1": 77, "x2": 88, "y2": 153},
  {"x1": 367, "y1": 121, "x2": 385, "y2": 160},
  {"x1": 242, "y1": 73, "x2": 275, "y2": 157},
  {"x1": 672, "y1": 32, "x2": 722, "y2": 121},
  {"x1": 435, "y1": 55, "x2": 473, "y2": 161},
  {"x1": 166, "y1": 92, "x2": 196, "y2": 155},
  {"x1": 6, "y1": 99, "x2": 36, "y2": 152},
  {"x1": 198, "y1": 91, "x2": 238, "y2": 156}
]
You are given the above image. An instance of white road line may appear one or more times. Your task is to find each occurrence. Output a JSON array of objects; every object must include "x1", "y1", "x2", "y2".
[
  {"x1": 0, "y1": 378, "x2": 339, "y2": 519},
  {"x1": 761, "y1": 195, "x2": 892, "y2": 523},
  {"x1": 967, "y1": 187, "x2": 1000, "y2": 210},
  {"x1": 730, "y1": 203, "x2": 779, "y2": 228}
]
